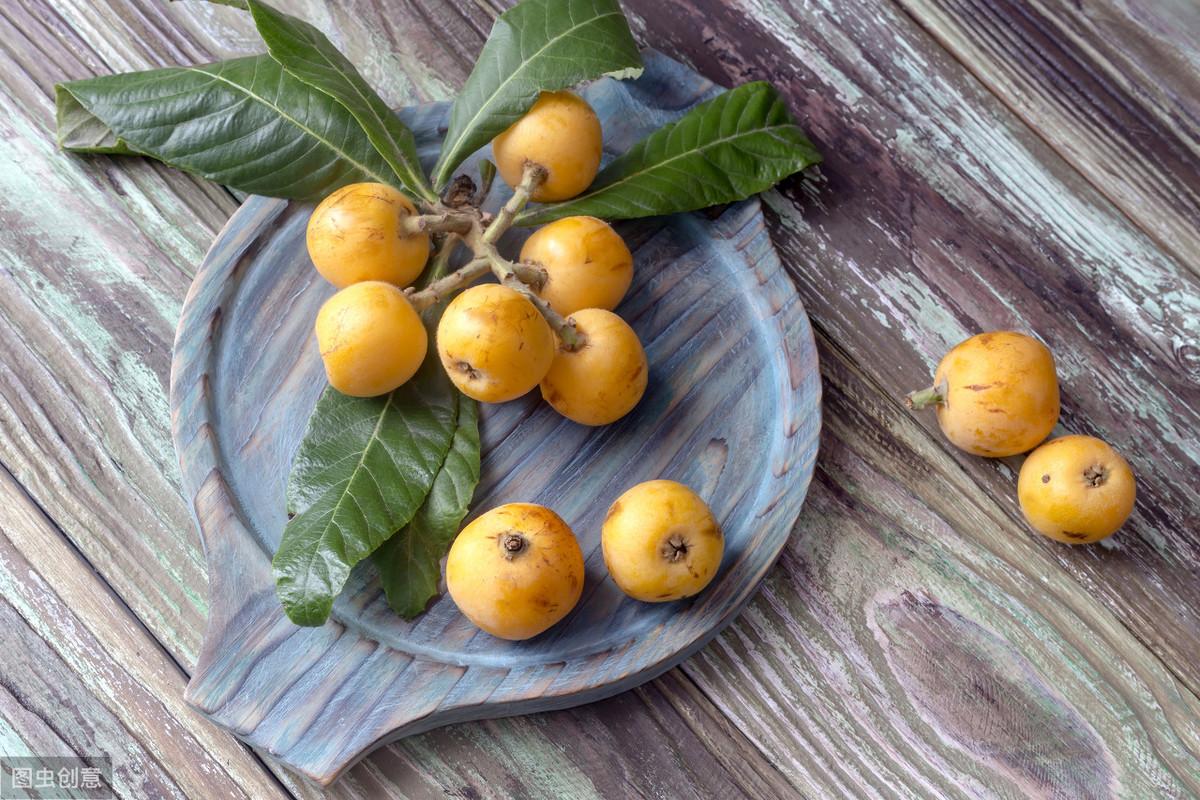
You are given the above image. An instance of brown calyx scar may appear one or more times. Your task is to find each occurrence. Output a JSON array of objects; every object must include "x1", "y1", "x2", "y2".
[
  {"x1": 1083, "y1": 464, "x2": 1108, "y2": 487},
  {"x1": 453, "y1": 360, "x2": 481, "y2": 380},
  {"x1": 661, "y1": 533, "x2": 689, "y2": 562}
]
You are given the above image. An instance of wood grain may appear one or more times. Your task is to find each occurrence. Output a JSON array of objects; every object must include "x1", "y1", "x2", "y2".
[
  {"x1": 0, "y1": 465, "x2": 287, "y2": 800},
  {"x1": 895, "y1": 0, "x2": 1200, "y2": 275},
  {"x1": 677, "y1": 334, "x2": 1200, "y2": 797},
  {"x1": 1029, "y1": 0, "x2": 1200, "y2": 158},
  {"x1": 623, "y1": 0, "x2": 1200, "y2": 692},
  {"x1": 1, "y1": 0, "x2": 1198, "y2": 796}
]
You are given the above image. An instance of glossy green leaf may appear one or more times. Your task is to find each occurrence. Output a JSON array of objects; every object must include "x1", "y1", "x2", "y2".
[
  {"x1": 55, "y1": 55, "x2": 397, "y2": 200},
  {"x1": 274, "y1": 358, "x2": 458, "y2": 626},
  {"x1": 245, "y1": 0, "x2": 436, "y2": 202},
  {"x1": 431, "y1": 0, "x2": 642, "y2": 189},
  {"x1": 373, "y1": 394, "x2": 480, "y2": 618},
  {"x1": 518, "y1": 81, "x2": 822, "y2": 225}
]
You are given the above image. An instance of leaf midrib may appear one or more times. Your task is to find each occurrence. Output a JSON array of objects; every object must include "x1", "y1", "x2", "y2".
[
  {"x1": 378, "y1": 396, "x2": 466, "y2": 616},
  {"x1": 183, "y1": 65, "x2": 391, "y2": 185},
  {"x1": 434, "y1": 8, "x2": 626, "y2": 185},
  {"x1": 278, "y1": 18, "x2": 428, "y2": 195},
  {"x1": 293, "y1": 392, "x2": 396, "y2": 604}
]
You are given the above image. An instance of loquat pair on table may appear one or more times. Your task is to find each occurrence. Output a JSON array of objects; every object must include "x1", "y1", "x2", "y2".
[{"x1": 908, "y1": 331, "x2": 1136, "y2": 544}]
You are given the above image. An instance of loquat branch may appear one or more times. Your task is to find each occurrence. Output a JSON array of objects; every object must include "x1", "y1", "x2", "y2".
[
  {"x1": 404, "y1": 162, "x2": 560, "y2": 334},
  {"x1": 407, "y1": 254, "x2": 490, "y2": 312},
  {"x1": 482, "y1": 162, "x2": 547, "y2": 245},
  {"x1": 398, "y1": 211, "x2": 476, "y2": 237}
]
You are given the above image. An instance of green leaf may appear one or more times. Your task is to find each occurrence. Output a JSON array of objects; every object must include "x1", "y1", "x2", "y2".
[
  {"x1": 373, "y1": 394, "x2": 480, "y2": 618},
  {"x1": 56, "y1": 91, "x2": 140, "y2": 155},
  {"x1": 55, "y1": 55, "x2": 398, "y2": 201},
  {"x1": 517, "y1": 81, "x2": 822, "y2": 225},
  {"x1": 477, "y1": 158, "x2": 497, "y2": 200},
  {"x1": 245, "y1": 0, "x2": 436, "y2": 203},
  {"x1": 430, "y1": 0, "x2": 642, "y2": 190},
  {"x1": 274, "y1": 357, "x2": 458, "y2": 626}
]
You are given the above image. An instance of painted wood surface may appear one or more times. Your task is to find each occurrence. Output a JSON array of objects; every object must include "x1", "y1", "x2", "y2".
[
  {"x1": 1, "y1": 0, "x2": 1198, "y2": 797},
  {"x1": 896, "y1": 0, "x2": 1200, "y2": 273},
  {"x1": 631, "y1": 0, "x2": 1200, "y2": 699}
]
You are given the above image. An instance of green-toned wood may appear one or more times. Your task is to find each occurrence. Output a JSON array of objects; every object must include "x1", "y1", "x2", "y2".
[
  {"x1": 2, "y1": 0, "x2": 1199, "y2": 796},
  {"x1": 0, "y1": 467, "x2": 288, "y2": 799},
  {"x1": 896, "y1": 0, "x2": 1200, "y2": 275}
]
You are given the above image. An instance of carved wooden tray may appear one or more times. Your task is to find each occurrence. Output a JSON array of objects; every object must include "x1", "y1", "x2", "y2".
[{"x1": 170, "y1": 51, "x2": 820, "y2": 785}]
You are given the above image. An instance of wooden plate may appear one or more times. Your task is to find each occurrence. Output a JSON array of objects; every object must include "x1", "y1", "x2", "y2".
[{"x1": 170, "y1": 51, "x2": 820, "y2": 785}]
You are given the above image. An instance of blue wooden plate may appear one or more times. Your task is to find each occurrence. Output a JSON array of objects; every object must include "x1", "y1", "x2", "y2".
[{"x1": 170, "y1": 51, "x2": 820, "y2": 785}]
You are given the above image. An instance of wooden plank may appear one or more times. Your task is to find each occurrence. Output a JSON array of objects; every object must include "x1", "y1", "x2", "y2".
[
  {"x1": 0, "y1": 602, "x2": 179, "y2": 799},
  {"x1": 675, "y1": 334, "x2": 1200, "y2": 796},
  {"x1": 373, "y1": 677, "x2": 796, "y2": 799},
  {"x1": 0, "y1": 0, "x2": 228, "y2": 665},
  {"x1": 636, "y1": 670, "x2": 797, "y2": 799},
  {"x1": 894, "y1": 0, "x2": 1200, "y2": 275},
  {"x1": 623, "y1": 0, "x2": 1200, "y2": 696},
  {"x1": 0, "y1": 0, "x2": 807, "y2": 796},
  {"x1": 0, "y1": 467, "x2": 287, "y2": 800},
  {"x1": 3, "y1": 0, "x2": 1198, "y2": 795},
  {"x1": 1028, "y1": 0, "x2": 1200, "y2": 151}
]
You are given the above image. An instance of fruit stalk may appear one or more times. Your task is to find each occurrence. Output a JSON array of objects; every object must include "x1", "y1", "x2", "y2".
[
  {"x1": 905, "y1": 385, "x2": 944, "y2": 409},
  {"x1": 487, "y1": 244, "x2": 583, "y2": 350},
  {"x1": 398, "y1": 211, "x2": 476, "y2": 236},
  {"x1": 482, "y1": 162, "x2": 548, "y2": 246},
  {"x1": 407, "y1": 255, "x2": 491, "y2": 311},
  {"x1": 511, "y1": 262, "x2": 548, "y2": 289},
  {"x1": 478, "y1": 162, "x2": 585, "y2": 350},
  {"x1": 424, "y1": 234, "x2": 463, "y2": 282}
]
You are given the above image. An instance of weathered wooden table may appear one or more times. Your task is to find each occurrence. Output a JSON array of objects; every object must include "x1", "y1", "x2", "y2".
[{"x1": 2, "y1": 1, "x2": 1197, "y2": 797}]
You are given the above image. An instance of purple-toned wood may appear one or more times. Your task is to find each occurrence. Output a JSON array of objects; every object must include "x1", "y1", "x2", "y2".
[{"x1": 169, "y1": 52, "x2": 821, "y2": 785}]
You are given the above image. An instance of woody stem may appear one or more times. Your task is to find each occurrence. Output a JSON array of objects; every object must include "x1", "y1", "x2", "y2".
[
  {"x1": 482, "y1": 162, "x2": 546, "y2": 245},
  {"x1": 404, "y1": 163, "x2": 564, "y2": 328},
  {"x1": 398, "y1": 211, "x2": 476, "y2": 236},
  {"x1": 407, "y1": 255, "x2": 490, "y2": 312}
]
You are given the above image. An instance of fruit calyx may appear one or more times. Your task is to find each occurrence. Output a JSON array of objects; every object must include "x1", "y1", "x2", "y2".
[
  {"x1": 500, "y1": 532, "x2": 528, "y2": 560},
  {"x1": 1083, "y1": 464, "x2": 1109, "y2": 487},
  {"x1": 452, "y1": 360, "x2": 481, "y2": 381},
  {"x1": 661, "y1": 534, "x2": 690, "y2": 562}
]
